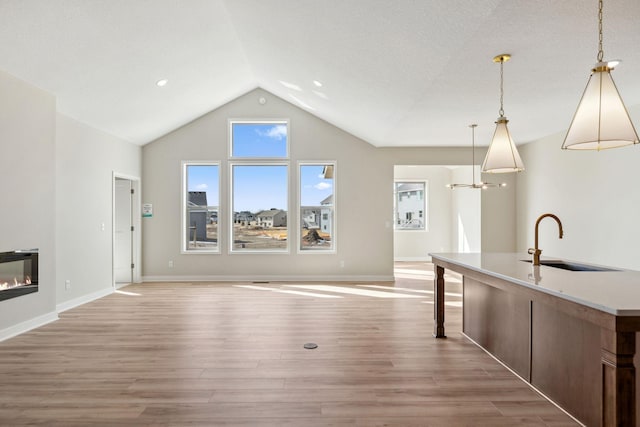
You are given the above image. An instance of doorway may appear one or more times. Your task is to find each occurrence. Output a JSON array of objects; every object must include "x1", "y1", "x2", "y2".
[
  {"x1": 393, "y1": 165, "x2": 481, "y2": 261},
  {"x1": 113, "y1": 174, "x2": 141, "y2": 287}
]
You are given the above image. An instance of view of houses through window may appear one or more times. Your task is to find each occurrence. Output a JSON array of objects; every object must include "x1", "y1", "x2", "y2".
[
  {"x1": 183, "y1": 121, "x2": 338, "y2": 254},
  {"x1": 300, "y1": 163, "x2": 335, "y2": 251},
  {"x1": 183, "y1": 163, "x2": 220, "y2": 252},
  {"x1": 231, "y1": 164, "x2": 288, "y2": 251},
  {"x1": 394, "y1": 181, "x2": 426, "y2": 230},
  {"x1": 230, "y1": 120, "x2": 289, "y2": 252}
]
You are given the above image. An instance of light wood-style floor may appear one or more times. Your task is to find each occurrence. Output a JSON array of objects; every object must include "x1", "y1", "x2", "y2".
[{"x1": 0, "y1": 262, "x2": 579, "y2": 426}]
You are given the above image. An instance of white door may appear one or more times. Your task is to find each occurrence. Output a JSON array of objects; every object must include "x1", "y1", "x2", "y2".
[{"x1": 114, "y1": 178, "x2": 133, "y2": 284}]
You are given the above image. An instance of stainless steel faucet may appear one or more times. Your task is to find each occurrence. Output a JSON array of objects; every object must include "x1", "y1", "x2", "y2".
[{"x1": 528, "y1": 213, "x2": 564, "y2": 266}]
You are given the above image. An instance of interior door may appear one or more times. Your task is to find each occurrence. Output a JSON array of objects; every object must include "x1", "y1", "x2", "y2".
[{"x1": 114, "y1": 178, "x2": 133, "y2": 284}]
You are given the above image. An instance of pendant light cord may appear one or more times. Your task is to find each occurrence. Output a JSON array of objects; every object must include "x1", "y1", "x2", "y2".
[
  {"x1": 470, "y1": 124, "x2": 477, "y2": 185},
  {"x1": 597, "y1": 0, "x2": 604, "y2": 62},
  {"x1": 499, "y1": 59, "x2": 505, "y2": 117}
]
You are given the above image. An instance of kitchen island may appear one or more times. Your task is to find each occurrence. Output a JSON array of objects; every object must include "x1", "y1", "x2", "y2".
[{"x1": 430, "y1": 252, "x2": 640, "y2": 427}]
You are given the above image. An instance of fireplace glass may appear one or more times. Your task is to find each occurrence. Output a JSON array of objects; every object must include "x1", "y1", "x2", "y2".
[{"x1": 0, "y1": 250, "x2": 38, "y2": 302}]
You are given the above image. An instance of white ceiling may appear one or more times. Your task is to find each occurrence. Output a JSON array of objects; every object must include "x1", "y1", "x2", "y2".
[{"x1": 0, "y1": 0, "x2": 638, "y2": 148}]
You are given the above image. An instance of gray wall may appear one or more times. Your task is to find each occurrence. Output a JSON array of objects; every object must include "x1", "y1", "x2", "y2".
[
  {"x1": 56, "y1": 114, "x2": 141, "y2": 307},
  {"x1": 481, "y1": 171, "x2": 517, "y2": 253},
  {"x1": 142, "y1": 88, "x2": 517, "y2": 281},
  {"x1": 143, "y1": 88, "x2": 393, "y2": 280},
  {"x1": 0, "y1": 69, "x2": 56, "y2": 334}
]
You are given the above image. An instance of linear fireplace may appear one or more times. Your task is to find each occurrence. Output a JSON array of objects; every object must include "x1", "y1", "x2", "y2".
[{"x1": 0, "y1": 249, "x2": 38, "y2": 302}]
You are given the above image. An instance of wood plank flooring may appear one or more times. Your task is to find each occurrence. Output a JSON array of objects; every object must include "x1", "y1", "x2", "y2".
[{"x1": 0, "y1": 262, "x2": 579, "y2": 426}]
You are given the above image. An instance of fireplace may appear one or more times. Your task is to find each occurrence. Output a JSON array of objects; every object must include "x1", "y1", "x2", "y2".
[{"x1": 0, "y1": 249, "x2": 38, "y2": 302}]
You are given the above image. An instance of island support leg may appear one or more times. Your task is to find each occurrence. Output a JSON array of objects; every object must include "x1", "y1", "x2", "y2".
[
  {"x1": 601, "y1": 330, "x2": 635, "y2": 427},
  {"x1": 433, "y1": 264, "x2": 446, "y2": 338}
]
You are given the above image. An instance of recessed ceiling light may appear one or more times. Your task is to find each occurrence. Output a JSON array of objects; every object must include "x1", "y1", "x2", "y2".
[
  {"x1": 312, "y1": 90, "x2": 328, "y2": 100},
  {"x1": 156, "y1": 79, "x2": 168, "y2": 87},
  {"x1": 279, "y1": 80, "x2": 302, "y2": 91},
  {"x1": 313, "y1": 80, "x2": 323, "y2": 87},
  {"x1": 289, "y1": 94, "x2": 314, "y2": 111}
]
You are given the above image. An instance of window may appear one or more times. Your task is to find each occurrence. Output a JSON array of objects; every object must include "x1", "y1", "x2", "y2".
[
  {"x1": 394, "y1": 181, "x2": 426, "y2": 230},
  {"x1": 182, "y1": 162, "x2": 220, "y2": 252},
  {"x1": 299, "y1": 163, "x2": 335, "y2": 251},
  {"x1": 229, "y1": 120, "x2": 289, "y2": 253},
  {"x1": 230, "y1": 120, "x2": 288, "y2": 158}
]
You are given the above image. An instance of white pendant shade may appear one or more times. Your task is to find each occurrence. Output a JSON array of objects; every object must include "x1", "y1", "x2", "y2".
[
  {"x1": 482, "y1": 117, "x2": 525, "y2": 173},
  {"x1": 562, "y1": 64, "x2": 639, "y2": 150}
]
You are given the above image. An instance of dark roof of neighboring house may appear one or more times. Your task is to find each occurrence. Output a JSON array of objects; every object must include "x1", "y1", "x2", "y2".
[
  {"x1": 256, "y1": 209, "x2": 284, "y2": 217},
  {"x1": 396, "y1": 183, "x2": 423, "y2": 193},
  {"x1": 188, "y1": 191, "x2": 208, "y2": 206},
  {"x1": 321, "y1": 195, "x2": 333, "y2": 205}
]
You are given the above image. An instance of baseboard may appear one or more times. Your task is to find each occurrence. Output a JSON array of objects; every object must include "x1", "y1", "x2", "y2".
[
  {"x1": 142, "y1": 274, "x2": 394, "y2": 283},
  {"x1": 56, "y1": 287, "x2": 114, "y2": 313},
  {"x1": 0, "y1": 311, "x2": 59, "y2": 342}
]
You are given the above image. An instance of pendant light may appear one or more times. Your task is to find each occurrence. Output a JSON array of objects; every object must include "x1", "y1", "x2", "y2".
[
  {"x1": 482, "y1": 54, "x2": 525, "y2": 173},
  {"x1": 562, "y1": 0, "x2": 639, "y2": 150},
  {"x1": 447, "y1": 124, "x2": 507, "y2": 189}
]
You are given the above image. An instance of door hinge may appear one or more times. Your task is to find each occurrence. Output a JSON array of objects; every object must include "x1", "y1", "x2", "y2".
[
  {"x1": 131, "y1": 263, "x2": 134, "y2": 269},
  {"x1": 131, "y1": 226, "x2": 134, "y2": 231},
  {"x1": 130, "y1": 188, "x2": 134, "y2": 194}
]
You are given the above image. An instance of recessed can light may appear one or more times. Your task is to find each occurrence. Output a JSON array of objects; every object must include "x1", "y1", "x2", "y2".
[{"x1": 156, "y1": 79, "x2": 168, "y2": 87}]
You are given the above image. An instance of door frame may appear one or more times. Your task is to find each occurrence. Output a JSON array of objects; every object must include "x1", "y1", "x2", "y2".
[{"x1": 112, "y1": 172, "x2": 141, "y2": 287}]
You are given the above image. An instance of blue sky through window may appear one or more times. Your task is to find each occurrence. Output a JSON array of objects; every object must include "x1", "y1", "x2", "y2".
[
  {"x1": 300, "y1": 165, "x2": 333, "y2": 206},
  {"x1": 187, "y1": 165, "x2": 219, "y2": 206},
  {"x1": 233, "y1": 165, "x2": 287, "y2": 212},
  {"x1": 232, "y1": 122, "x2": 287, "y2": 157}
]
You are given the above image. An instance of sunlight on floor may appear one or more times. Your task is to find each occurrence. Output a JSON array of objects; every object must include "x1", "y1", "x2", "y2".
[
  {"x1": 114, "y1": 290, "x2": 141, "y2": 296},
  {"x1": 394, "y1": 271, "x2": 462, "y2": 284},
  {"x1": 358, "y1": 284, "x2": 462, "y2": 298},
  {"x1": 229, "y1": 262, "x2": 463, "y2": 302},
  {"x1": 422, "y1": 300, "x2": 463, "y2": 307},
  {"x1": 358, "y1": 284, "x2": 431, "y2": 294},
  {"x1": 284, "y1": 284, "x2": 423, "y2": 298},
  {"x1": 394, "y1": 268, "x2": 436, "y2": 276},
  {"x1": 233, "y1": 284, "x2": 342, "y2": 298}
]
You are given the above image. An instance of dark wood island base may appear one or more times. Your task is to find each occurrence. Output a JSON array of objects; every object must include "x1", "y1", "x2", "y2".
[{"x1": 431, "y1": 253, "x2": 640, "y2": 427}]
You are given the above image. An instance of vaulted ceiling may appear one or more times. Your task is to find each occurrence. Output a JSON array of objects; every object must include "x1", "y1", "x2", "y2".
[{"x1": 0, "y1": 0, "x2": 638, "y2": 147}]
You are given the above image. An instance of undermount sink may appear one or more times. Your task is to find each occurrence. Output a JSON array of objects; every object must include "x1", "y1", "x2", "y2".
[{"x1": 521, "y1": 259, "x2": 618, "y2": 272}]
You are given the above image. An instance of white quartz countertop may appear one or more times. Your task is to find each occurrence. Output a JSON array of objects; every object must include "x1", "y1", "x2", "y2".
[{"x1": 429, "y1": 252, "x2": 640, "y2": 316}]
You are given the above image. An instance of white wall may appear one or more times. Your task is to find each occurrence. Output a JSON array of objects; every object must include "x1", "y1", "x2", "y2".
[
  {"x1": 516, "y1": 107, "x2": 640, "y2": 270},
  {"x1": 379, "y1": 147, "x2": 516, "y2": 255},
  {"x1": 450, "y1": 166, "x2": 482, "y2": 253},
  {"x1": 56, "y1": 114, "x2": 141, "y2": 308},
  {"x1": 393, "y1": 166, "x2": 452, "y2": 261},
  {"x1": 0, "y1": 69, "x2": 56, "y2": 336}
]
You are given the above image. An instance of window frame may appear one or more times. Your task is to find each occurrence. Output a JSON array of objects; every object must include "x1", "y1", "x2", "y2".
[
  {"x1": 181, "y1": 161, "x2": 221, "y2": 254},
  {"x1": 298, "y1": 161, "x2": 337, "y2": 254},
  {"x1": 394, "y1": 180, "x2": 428, "y2": 231}
]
